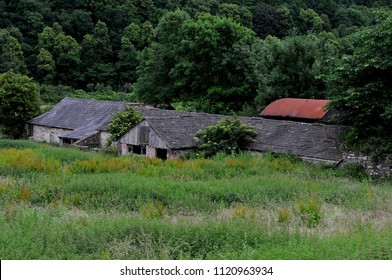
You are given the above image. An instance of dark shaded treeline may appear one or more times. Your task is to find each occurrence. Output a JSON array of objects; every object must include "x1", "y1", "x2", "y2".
[{"x1": 0, "y1": 0, "x2": 390, "y2": 92}]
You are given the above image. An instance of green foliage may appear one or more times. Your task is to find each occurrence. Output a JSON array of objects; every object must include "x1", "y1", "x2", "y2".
[
  {"x1": 116, "y1": 21, "x2": 155, "y2": 90},
  {"x1": 218, "y1": 3, "x2": 253, "y2": 28},
  {"x1": 135, "y1": 12, "x2": 260, "y2": 113},
  {"x1": 0, "y1": 28, "x2": 27, "y2": 74},
  {"x1": 0, "y1": 139, "x2": 43, "y2": 150},
  {"x1": 36, "y1": 48, "x2": 55, "y2": 84},
  {"x1": 37, "y1": 24, "x2": 82, "y2": 88},
  {"x1": 0, "y1": 0, "x2": 389, "y2": 94},
  {"x1": 255, "y1": 31, "x2": 348, "y2": 109},
  {"x1": 252, "y1": 2, "x2": 294, "y2": 38},
  {"x1": 1, "y1": 143, "x2": 392, "y2": 259},
  {"x1": 296, "y1": 195, "x2": 323, "y2": 228},
  {"x1": 106, "y1": 106, "x2": 142, "y2": 144},
  {"x1": 0, "y1": 71, "x2": 40, "y2": 138},
  {"x1": 195, "y1": 118, "x2": 257, "y2": 157},
  {"x1": 327, "y1": 14, "x2": 392, "y2": 154},
  {"x1": 134, "y1": 9, "x2": 191, "y2": 107}
]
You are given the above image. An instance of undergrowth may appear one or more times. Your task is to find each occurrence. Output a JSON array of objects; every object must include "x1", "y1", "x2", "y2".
[{"x1": 0, "y1": 140, "x2": 391, "y2": 259}]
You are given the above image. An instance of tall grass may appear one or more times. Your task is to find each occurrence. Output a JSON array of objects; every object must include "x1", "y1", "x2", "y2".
[{"x1": 0, "y1": 141, "x2": 391, "y2": 259}]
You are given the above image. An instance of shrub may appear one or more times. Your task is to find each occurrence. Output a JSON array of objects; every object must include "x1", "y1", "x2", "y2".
[
  {"x1": 296, "y1": 195, "x2": 322, "y2": 228},
  {"x1": 106, "y1": 106, "x2": 142, "y2": 145},
  {"x1": 277, "y1": 207, "x2": 292, "y2": 224},
  {"x1": 195, "y1": 117, "x2": 257, "y2": 157}
]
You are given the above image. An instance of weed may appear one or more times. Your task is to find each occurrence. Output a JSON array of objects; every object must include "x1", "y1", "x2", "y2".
[
  {"x1": 296, "y1": 195, "x2": 322, "y2": 228},
  {"x1": 18, "y1": 187, "x2": 32, "y2": 201},
  {"x1": 277, "y1": 207, "x2": 292, "y2": 224},
  {"x1": 231, "y1": 204, "x2": 256, "y2": 221},
  {"x1": 140, "y1": 202, "x2": 167, "y2": 219}
]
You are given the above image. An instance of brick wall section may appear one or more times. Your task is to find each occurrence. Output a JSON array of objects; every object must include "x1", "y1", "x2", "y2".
[{"x1": 343, "y1": 152, "x2": 392, "y2": 177}]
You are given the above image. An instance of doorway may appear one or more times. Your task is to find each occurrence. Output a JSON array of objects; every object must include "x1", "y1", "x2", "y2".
[{"x1": 156, "y1": 148, "x2": 167, "y2": 160}]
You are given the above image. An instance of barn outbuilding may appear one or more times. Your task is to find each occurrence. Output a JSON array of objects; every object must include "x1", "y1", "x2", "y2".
[
  {"x1": 26, "y1": 98, "x2": 150, "y2": 146},
  {"x1": 27, "y1": 97, "x2": 349, "y2": 164},
  {"x1": 118, "y1": 110, "x2": 349, "y2": 164}
]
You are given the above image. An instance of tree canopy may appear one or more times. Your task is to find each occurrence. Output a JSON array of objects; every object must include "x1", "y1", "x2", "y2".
[
  {"x1": 0, "y1": 71, "x2": 40, "y2": 138},
  {"x1": 135, "y1": 11, "x2": 261, "y2": 113},
  {"x1": 327, "y1": 14, "x2": 392, "y2": 155}
]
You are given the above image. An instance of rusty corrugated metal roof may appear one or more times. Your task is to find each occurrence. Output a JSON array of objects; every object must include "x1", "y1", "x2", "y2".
[{"x1": 260, "y1": 98, "x2": 331, "y2": 120}]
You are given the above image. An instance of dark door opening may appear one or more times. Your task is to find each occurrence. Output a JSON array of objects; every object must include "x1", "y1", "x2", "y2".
[
  {"x1": 62, "y1": 138, "x2": 75, "y2": 145},
  {"x1": 156, "y1": 148, "x2": 167, "y2": 160}
]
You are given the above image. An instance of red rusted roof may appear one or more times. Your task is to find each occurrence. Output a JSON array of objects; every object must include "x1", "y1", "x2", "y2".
[{"x1": 260, "y1": 98, "x2": 330, "y2": 120}]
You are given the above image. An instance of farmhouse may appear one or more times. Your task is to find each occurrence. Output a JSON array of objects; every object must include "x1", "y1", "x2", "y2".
[
  {"x1": 118, "y1": 110, "x2": 349, "y2": 164},
  {"x1": 26, "y1": 97, "x2": 151, "y2": 146}
]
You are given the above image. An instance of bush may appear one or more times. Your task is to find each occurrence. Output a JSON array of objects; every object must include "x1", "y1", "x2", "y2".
[
  {"x1": 106, "y1": 106, "x2": 142, "y2": 145},
  {"x1": 195, "y1": 117, "x2": 257, "y2": 157}
]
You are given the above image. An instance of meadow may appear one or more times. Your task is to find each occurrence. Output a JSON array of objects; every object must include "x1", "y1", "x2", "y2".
[{"x1": 0, "y1": 139, "x2": 391, "y2": 260}]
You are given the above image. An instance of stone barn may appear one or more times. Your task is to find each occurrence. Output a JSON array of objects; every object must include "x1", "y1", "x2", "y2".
[
  {"x1": 27, "y1": 97, "x2": 149, "y2": 147},
  {"x1": 118, "y1": 111, "x2": 223, "y2": 159},
  {"x1": 118, "y1": 110, "x2": 349, "y2": 164}
]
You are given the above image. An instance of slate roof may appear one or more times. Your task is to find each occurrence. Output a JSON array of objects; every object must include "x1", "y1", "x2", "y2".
[
  {"x1": 244, "y1": 118, "x2": 349, "y2": 162},
  {"x1": 132, "y1": 113, "x2": 349, "y2": 162},
  {"x1": 28, "y1": 98, "x2": 125, "y2": 130},
  {"x1": 145, "y1": 114, "x2": 223, "y2": 149},
  {"x1": 27, "y1": 97, "x2": 152, "y2": 141}
]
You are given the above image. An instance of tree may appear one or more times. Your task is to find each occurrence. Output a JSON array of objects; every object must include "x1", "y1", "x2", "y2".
[
  {"x1": 116, "y1": 35, "x2": 139, "y2": 90},
  {"x1": 81, "y1": 21, "x2": 115, "y2": 88},
  {"x1": 218, "y1": 3, "x2": 253, "y2": 28},
  {"x1": 36, "y1": 48, "x2": 55, "y2": 84},
  {"x1": 252, "y1": 2, "x2": 293, "y2": 38},
  {"x1": 106, "y1": 106, "x2": 142, "y2": 144},
  {"x1": 37, "y1": 23, "x2": 82, "y2": 87},
  {"x1": 58, "y1": 9, "x2": 94, "y2": 42},
  {"x1": 135, "y1": 10, "x2": 191, "y2": 107},
  {"x1": 195, "y1": 117, "x2": 257, "y2": 157},
  {"x1": 298, "y1": 8, "x2": 330, "y2": 33},
  {"x1": 135, "y1": 12, "x2": 261, "y2": 114},
  {"x1": 116, "y1": 21, "x2": 154, "y2": 90},
  {"x1": 53, "y1": 33, "x2": 82, "y2": 87},
  {"x1": 255, "y1": 32, "x2": 343, "y2": 109},
  {"x1": 327, "y1": 15, "x2": 392, "y2": 155},
  {"x1": 0, "y1": 71, "x2": 40, "y2": 138},
  {"x1": 0, "y1": 29, "x2": 27, "y2": 74}
]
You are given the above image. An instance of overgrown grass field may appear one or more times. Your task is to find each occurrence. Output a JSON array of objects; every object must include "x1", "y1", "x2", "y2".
[{"x1": 1, "y1": 140, "x2": 391, "y2": 259}]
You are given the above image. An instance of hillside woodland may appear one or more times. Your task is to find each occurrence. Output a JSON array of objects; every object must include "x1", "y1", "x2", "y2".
[{"x1": 0, "y1": 0, "x2": 391, "y2": 153}]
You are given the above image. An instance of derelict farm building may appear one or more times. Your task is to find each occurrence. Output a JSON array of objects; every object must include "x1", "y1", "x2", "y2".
[
  {"x1": 27, "y1": 97, "x2": 349, "y2": 164},
  {"x1": 118, "y1": 110, "x2": 348, "y2": 164},
  {"x1": 27, "y1": 98, "x2": 150, "y2": 146}
]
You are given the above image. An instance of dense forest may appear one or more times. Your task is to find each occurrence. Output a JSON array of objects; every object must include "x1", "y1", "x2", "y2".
[{"x1": 0, "y1": 0, "x2": 391, "y2": 153}]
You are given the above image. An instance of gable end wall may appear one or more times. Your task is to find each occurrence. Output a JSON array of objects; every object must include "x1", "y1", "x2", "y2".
[{"x1": 119, "y1": 120, "x2": 168, "y2": 149}]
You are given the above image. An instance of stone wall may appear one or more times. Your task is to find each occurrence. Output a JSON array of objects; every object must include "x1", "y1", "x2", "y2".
[
  {"x1": 31, "y1": 125, "x2": 71, "y2": 144},
  {"x1": 343, "y1": 152, "x2": 392, "y2": 177},
  {"x1": 100, "y1": 131, "x2": 111, "y2": 147}
]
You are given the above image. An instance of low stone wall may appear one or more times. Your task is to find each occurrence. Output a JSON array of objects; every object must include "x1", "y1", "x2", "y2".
[{"x1": 343, "y1": 152, "x2": 392, "y2": 177}]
